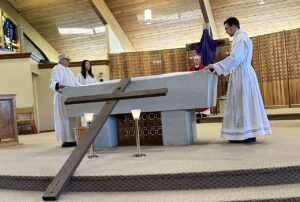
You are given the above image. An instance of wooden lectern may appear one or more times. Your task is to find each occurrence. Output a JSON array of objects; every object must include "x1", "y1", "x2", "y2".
[{"x1": 0, "y1": 94, "x2": 19, "y2": 146}]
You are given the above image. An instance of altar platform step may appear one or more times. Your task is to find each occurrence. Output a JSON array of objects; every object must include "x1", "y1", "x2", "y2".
[
  {"x1": 1, "y1": 165, "x2": 300, "y2": 193},
  {"x1": 197, "y1": 108, "x2": 300, "y2": 123},
  {"x1": 1, "y1": 184, "x2": 300, "y2": 202}
]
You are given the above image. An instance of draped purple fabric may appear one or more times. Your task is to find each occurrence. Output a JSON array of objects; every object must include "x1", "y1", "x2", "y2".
[{"x1": 195, "y1": 29, "x2": 217, "y2": 66}]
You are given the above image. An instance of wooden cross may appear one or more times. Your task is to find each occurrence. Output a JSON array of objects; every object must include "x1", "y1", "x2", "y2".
[{"x1": 43, "y1": 78, "x2": 168, "y2": 201}]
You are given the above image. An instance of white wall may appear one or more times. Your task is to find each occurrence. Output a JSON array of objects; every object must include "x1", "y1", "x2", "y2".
[
  {"x1": 107, "y1": 25, "x2": 124, "y2": 54},
  {"x1": 0, "y1": 58, "x2": 35, "y2": 108}
]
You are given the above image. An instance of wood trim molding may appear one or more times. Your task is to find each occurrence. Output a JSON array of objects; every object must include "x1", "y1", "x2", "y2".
[
  {"x1": 0, "y1": 94, "x2": 16, "y2": 98},
  {"x1": 265, "y1": 105, "x2": 290, "y2": 109},
  {"x1": 38, "y1": 60, "x2": 109, "y2": 69},
  {"x1": 0, "y1": 53, "x2": 32, "y2": 60},
  {"x1": 39, "y1": 130, "x2": 55, "y2": 133}
]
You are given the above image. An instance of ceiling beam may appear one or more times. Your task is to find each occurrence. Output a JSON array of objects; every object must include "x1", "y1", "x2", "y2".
[
  {"x1": 198, "y1": 0, "x2": 219, "y2": 39},
  {"x1": 199, "y1": 0, "x2": 209, "y2": 23},
  {"x1": 88, "y1": 0, "x2": 107, "y2": 25},
  {"x1": 88, "y1": 0, "x2": 135, "y2": 52}
]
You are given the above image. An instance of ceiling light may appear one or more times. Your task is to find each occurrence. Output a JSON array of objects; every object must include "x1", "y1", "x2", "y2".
[
  {"x1": 94, "y1": 26, "x2": 105, "y2": 34},
  {"x1": 144, "y1": 9, "x2": 152, "y2": 24},
  {"x1": 58, "y1": 28, "x2": 93, "y2": 35},
  {"x1": 258, "y1": 0, "x2": 266, "y2": 5},
  {"x1": 58, "y1": 26, "x2": 106, "y2": 35}
]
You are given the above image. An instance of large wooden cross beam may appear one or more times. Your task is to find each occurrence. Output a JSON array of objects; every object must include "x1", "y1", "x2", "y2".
[{"x1": 43, "y1": 78, "x2": 168, "y2": 201}]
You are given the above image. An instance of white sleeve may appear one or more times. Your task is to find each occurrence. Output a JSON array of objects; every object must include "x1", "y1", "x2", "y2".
[
  {"x1": 214, "y1": 37, "x2": 246, "y2": 76},
  {"x1": 49, "y1": 66, "x2": 60, "y2": 91},
  {"x1": 76, "y1": 74, "x2": 84, "y2": 85}
]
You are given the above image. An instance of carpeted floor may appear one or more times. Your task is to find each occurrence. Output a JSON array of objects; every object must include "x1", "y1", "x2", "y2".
[{"x1": 0, "y1": 108, "x2": 300, "y2": 201}]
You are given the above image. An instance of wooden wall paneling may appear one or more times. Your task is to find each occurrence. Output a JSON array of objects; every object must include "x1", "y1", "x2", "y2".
[
  {"x1": 123, "y1": 52, "x2": 142, "y2": 77},
  {"x1": 161, "y1": 48, "x2": 188, "y2": 73},
  {"x1": 251, "y1": 36, "x2": 265, "y2": 99},
  {"x1": 109, "y1": 53, "x2": 124, "y2": 79},
  {"x1": 214, "y1": 44, "x2": 231, "y2": 97},
  {"x1": 148, "y1": 50, "x2": 162, "y2": 75},
  {"x1": 259, "y1": 31, "x2": 289, "y2": 107},
  {"x1": 141, "y1": 51, "x2": 151, "y2": 76},
  {"x1": 285, "y1": 28, "x2": 300, "y2": 107},
  {"x1": 109, "y1": 47, "x2": 190, "y2": 80},
  {"x1": 251, "y1": 36, "x2": 261, "y2": 82}
]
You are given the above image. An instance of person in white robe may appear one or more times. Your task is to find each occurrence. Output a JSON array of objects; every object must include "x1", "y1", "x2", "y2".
[
  {"x1": 49, "y1": 53, "x2": 80, "y2": 147},
  {"x1": 76, "y1": 60, "x2": 98, "y2": 126},
  {"x1": 76, "y1": 60, "x2": 97, "y2": 85},
  {"x1": 206, "y1": 17, "x2": 272, "y2": 143}
]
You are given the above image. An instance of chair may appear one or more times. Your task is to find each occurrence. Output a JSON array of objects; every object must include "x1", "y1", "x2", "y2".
[{"x1": 16, "y1": 107, "x2": 37, "y2": 134}]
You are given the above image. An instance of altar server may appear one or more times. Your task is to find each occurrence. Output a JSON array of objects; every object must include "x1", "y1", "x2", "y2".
[
  {"x1": 50, "y1": 53, "x2": 79, "y2": 147},
  {"x1": 76, "y1": 60, "x2": 98, "y2": 126},
  {"x1": 76, "y1": 60, "x2": 97, "y2": 85},
  {"x1": 206, "y1": 17, "x2": 272, "y2": 143}
]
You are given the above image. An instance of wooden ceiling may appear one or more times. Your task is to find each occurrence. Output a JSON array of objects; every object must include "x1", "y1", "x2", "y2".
[
  {"x1": 104, "y1": 0, "x2": 205, "y2": 51},
  {"x1": 5, "y1": 0, "x2": 300, "y2": 60},
  {"x1": 210, "y1": 0, "x2": 300, "y2": 39},
  {"x1": 105, "y1": 0, "x2": 300, "y2": 51},
  {"x1": 6, "y1": 0, "x2": 107, "y2": 61}
]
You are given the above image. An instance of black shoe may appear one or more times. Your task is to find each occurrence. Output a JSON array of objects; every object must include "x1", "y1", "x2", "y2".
[
  {"x1": 228, "y1": 138, "x2": 256, "y2": 144},
  {"x1": 228, "y1": 140, "x2": 245, "y2": 143},
  {"x1": 62, "y1": 142, "x2": 77, "y2": 147}
]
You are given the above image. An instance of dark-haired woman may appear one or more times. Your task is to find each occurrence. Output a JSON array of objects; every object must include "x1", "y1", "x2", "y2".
[{"x1": 76, "y1": 60, "x2": 97, "y2": 85}]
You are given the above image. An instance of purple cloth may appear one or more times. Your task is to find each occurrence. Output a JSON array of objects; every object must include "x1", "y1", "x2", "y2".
[{"x1": 195, "y1": 29, "x2": 217, "y2": 66}]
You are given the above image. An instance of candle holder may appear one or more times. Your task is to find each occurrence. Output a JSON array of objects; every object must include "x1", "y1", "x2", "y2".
[
  {"x1": 84, "y1": 113, "x2": 98, "y2": 159},
  {"x1": 131, "y1": 109, "x2": 146, "y2": 157}
]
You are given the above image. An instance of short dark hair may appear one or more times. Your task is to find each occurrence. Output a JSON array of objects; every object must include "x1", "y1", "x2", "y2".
[{"x1": 224, "y1": 17, "x2": 240, "y2": 29}]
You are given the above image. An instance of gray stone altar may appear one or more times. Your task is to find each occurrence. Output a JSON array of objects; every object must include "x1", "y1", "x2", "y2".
[{"x1": 62, "y1": 71, "x2": 218, "y2": 148}]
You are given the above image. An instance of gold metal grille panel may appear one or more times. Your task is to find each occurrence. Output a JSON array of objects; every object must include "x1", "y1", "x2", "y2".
[
  {"x1": 259, "y1": 31, "x2": 288, "y2": 82},
  {"x1": 285, "y1": 28, "x2": 300, "y2": 80},
  {"x1": 285, "y1": 28, "x2": 300, "y2": 105}
]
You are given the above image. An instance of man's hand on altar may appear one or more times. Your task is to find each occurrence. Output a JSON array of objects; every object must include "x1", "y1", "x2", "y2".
[{"x1": 204, "y1": 64, "x2": 217, "y2": 74}]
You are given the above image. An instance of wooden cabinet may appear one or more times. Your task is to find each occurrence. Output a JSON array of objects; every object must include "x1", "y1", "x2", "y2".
[{"x1": 0, "y1": 94, "x2": 19, "y2": 146}]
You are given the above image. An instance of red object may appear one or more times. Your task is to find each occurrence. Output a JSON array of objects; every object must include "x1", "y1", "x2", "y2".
[
  {"x1": 188, "y1": 64, "x2": 207, "y2": 113},
  {"x1": 31, "y1": 121, "x2": 38, "y2": 134},
  {"x1": 188, "y1": 64, "x2": 205, "y2": 71}
]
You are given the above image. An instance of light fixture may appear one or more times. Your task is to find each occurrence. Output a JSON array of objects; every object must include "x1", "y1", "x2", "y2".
[
  {"x1": 84, "y1": 113, "x2": 94, "y2": 124},
  {"x1": 84, "y1": 113, "x2": 98, "y2": 159},
  {"x1": 258, "y1": 0, "x2": 266, "y2": 5},
  {"x1": 144, "y1": 8, "x2": 152, "y2": 24},
  {"x1": 94, "y1": 26, "x2": 106, "y2": 34},
  {"x1": 131, "y1": 109, "x2": 141, "y2": 120},
  {"x1": 58, "y1": 26, "x2": 105, "y2": 35},
  {"x1": 131, "y1": 109, "x2": 145, "y2": 157}
]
